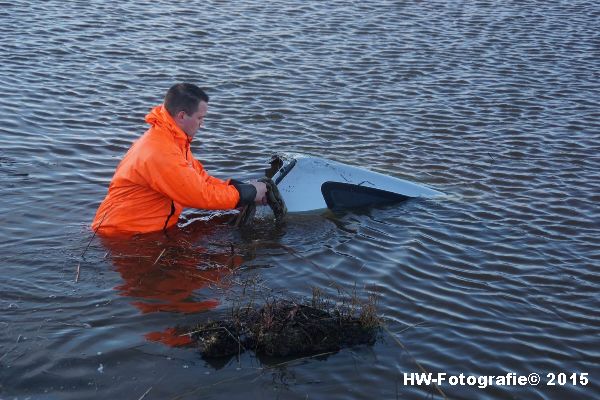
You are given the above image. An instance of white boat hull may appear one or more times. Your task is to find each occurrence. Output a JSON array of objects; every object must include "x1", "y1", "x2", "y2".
[{"x1": 267, "y1": 153, "x2": 443, "y2": 212}]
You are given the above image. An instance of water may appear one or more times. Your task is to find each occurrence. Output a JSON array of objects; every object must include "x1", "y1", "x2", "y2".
[{"x1": 1, "y1": 1, "x2": 599, "y2": 399}]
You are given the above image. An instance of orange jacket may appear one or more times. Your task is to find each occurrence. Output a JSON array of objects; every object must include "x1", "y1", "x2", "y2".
[{"x1": 92, "y1": 105, "x2": 240, "y2": 236}]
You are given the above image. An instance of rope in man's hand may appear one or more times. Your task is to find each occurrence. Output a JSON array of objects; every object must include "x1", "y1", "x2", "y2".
[{"x1": 232, "y1": 177, "x2": 287, "y2": 227}]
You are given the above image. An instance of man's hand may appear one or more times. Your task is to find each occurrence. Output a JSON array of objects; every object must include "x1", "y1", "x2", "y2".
[{"x1": 250, "y1": 181, "x2": 268, "y2": 205}]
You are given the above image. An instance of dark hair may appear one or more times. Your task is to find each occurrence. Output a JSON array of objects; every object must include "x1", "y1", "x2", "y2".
[{"x1": 164, "y1": 83, "x2": 209, "y2": 117}]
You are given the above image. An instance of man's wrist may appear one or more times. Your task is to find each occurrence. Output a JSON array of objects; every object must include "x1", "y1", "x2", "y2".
[{"x1": 231, "y1": 182, "x2": 257, "y2": 207}]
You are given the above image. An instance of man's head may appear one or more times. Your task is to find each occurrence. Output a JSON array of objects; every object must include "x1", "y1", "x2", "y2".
[{"x1": 164, "y1": 83, "x2": 209, "y2": 139}]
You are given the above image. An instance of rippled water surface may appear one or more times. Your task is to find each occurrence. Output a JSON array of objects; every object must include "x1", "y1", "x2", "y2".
[{"x1": 1, "y1": 1, "x2": 599, "y2": 399}]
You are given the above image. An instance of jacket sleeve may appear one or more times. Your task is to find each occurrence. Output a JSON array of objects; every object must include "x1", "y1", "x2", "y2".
[
  {"x1": 189, "y1": 155, "x2": 256, "y2": 207},
  {"x1": 140, "y1": 147, "x2": 240, "y2": 210},
  {"x1": 191, "y1": 158, "x2": 230, "y2": 186}
]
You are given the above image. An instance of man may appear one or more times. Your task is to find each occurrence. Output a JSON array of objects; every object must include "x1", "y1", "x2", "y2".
[{"x1": 92, "y1": 83, "x2": 267, "y2": 236}]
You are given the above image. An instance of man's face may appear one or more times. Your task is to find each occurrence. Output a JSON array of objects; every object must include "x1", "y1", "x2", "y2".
[{"x1": 177, "y1": 101, "x2": 207, "y2": 139}]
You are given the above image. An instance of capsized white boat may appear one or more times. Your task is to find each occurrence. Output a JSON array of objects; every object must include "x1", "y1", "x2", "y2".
[{"x1": 265, "y1": 153, "x2": 444, "y2": 212}]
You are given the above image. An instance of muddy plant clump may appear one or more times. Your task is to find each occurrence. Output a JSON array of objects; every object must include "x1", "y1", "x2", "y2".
[{"x1": 189, "y1": 294, "x2": 379, "y2": 359}]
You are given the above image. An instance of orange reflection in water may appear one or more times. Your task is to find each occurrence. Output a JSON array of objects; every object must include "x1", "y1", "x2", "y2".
[{"x1": 100, "y1": 218, "x2": 244, "y2": 347}]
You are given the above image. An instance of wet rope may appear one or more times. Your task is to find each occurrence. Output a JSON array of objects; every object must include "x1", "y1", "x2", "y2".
[{"x1": 233, "y1": 177, "x2": 287, "y2": 227}]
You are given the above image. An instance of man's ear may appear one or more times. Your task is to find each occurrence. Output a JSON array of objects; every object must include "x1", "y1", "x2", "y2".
[{"x1": 176, "y1": 110, "x2": 187, "y2": 120}]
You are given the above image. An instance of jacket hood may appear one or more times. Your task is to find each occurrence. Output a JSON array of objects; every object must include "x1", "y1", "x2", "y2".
[{"x1": 145, "y1": 105, "x2": 191, "y2": 144}]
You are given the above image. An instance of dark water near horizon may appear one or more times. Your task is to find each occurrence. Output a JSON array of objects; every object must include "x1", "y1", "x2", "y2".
[{"x1": 1, "y1": 1, "x2": 599, "y2": 399}]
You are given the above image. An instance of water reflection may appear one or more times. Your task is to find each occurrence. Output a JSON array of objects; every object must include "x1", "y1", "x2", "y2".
[{"x1": 100, "y1": 217, "x2": 244, "y2": 343}]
